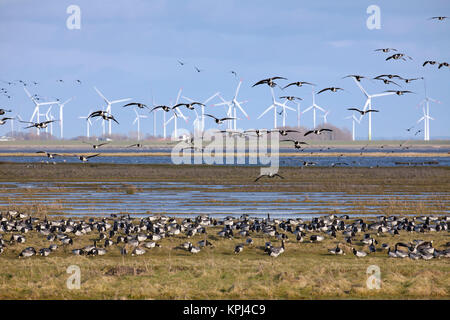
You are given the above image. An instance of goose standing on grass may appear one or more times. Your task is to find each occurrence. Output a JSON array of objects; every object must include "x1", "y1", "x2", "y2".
[
  {"x1": 39, "y1": 248, "x2": 51, "y2": 257},
  {"x1": 19, "y1": 247, "x2": 36, "y2": 258},
  {"x1": 310, "y1": 235, "x2": 324, "y2": 243},
  {"x1": 234, "y1": 244, "x2": 244, "y2": 254},
  {"x1": 246, "y1": 238, "x2": 254, "y2": 246},
  {"x1": 269, "y1": 240, "x2": 285, "y2": 257},
  {"x1": 132, "y1": 247, "x2": 146, "y2": 256},
  {"x1": 188, "y1": 243, "x2": 201, "y2": 254},
  {"x1": 352, "y1": 248, "x2": 367, "y2": 257},
  {"x1": 329, "y1": 243, "x2": 345, "y2": 255}
]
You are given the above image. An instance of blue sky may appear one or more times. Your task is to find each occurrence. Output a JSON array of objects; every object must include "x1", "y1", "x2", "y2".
[{"x1": 0, "y1": 0, "x2": 449, "y2": 139}]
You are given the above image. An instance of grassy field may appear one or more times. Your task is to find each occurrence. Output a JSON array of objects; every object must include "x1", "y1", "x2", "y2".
[
  {"x1": 0, "y1": 163, "x2": 448, "y2": 299},
  {"x1": 0, "y1": 219, "x2": 448, "y2": 299}
]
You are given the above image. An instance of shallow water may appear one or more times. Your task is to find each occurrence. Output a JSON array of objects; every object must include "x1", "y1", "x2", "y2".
[{"x1": 1, "y1": 181, "x2": 448, "y2": 217}]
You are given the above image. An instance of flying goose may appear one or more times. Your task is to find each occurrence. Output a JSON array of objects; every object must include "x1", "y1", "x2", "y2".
[
  {"x1": 282, "y1": 81, "x2": 315, "y2": 89},
  {"x1": 172, "y1": 102, "x2": 205, "y2": 110},
  {"x1": 230, "y1": 70, "x2": 238, "y2": 77},
  {"x1": 82, "y1": 141, "x2": 109, "y2": 149},
  {"x1": 204, "y1": 114, "x2": 235, "y2": 124},
  {"x1": 374, "y1": 48, "x2": 397, "y2": 53},
  {"x1": 87, "y1": 110, "x2": 119, "y2": 124},
  {"x1": 271, "y1": 129, "x2": 300, "y2": 136},
  {"x1": 151, "y1": 105, "x2": 172, "y2": 112},
  {"x1": 36, "y1": 151, "x2": 61, "y2": 159},
  {"x1": 0, "y1": 117, "x2": 13, "y2": 125},
  {"x1": 254, "y1": 172, "x2": 284, "y2": 182},
  {"x1": 304, "y1": 128, "x2": 333, "y2": 136},
  {"x1": 282, "y1": 139, "x2": 308, "y2": 149},
  {"x1": 342, "y1": 75, "x2": 365, "y2": 82},
  {"x1": 403, "y1": 78, "x2": 421, "y2": 83},
  {"x1": 429, "y1": 16, "x2": 448, "y2": 21},
  {"x1": 302, "y1": 161, "x2": 317, "y2": 167},
  {"x1": 317, "y1": 87, "x2": 344, "y2": 94},
  {"x1": 76, "y1": 154, "x2": 100, "y2": 162},
  {"x1": 373, "y1": 78, "x2": 401, "y2": 87},
  {"x1": 422, "y1": 60, "x2": 437, "y2": 67},
  {"x1": 279, "y1": 96, "x2": 303, "y2": 101},
  {"x1": 384, "y1": 90, "x2": 415, "y2": 96},
  {"x1": 126, "y1": 143, "x2": 143, "y2": 148},
  {"x1": 0, "y1": 109, "x2": 12, "y2": 115},
  {"x1": 347, "y1": 108, "x2": 379, "y2": 115},
  {"x1": 177, "y1": 59, "x2": 185, "y2": 66},
  {"x1": 252, "y1": 77, "x2": 287, "y2": 88},
  {"x1": 122, "y1": 102, "x2": 148, "y2": 109},
  {"x1": 386, "y1": 53, "x2": 413, "y2": 61},
  {"x1": 21, "y1": 120, "x2": 58, "y2": 129},
  {"x1": 194, "y1": 66, "x2": 202, "y2": 73},
  {"x1": 438, "y1": 62, "x2": 449, "y2": 69},
  {"x1": 374, "y1": 74, "x2": 403, "y2": 80}
]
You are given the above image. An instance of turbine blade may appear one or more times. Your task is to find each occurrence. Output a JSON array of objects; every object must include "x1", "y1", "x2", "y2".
[
  {"x1": 94, "y1": 87, "x2": 109, "y2": 104},
  {"x1": 257, "y1": 105, "x2": 275, "y2": 119}
]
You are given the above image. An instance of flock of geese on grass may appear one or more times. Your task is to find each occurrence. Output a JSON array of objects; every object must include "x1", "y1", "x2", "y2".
[{"x1": 1, "y1": 210, "x2": 449, "y2": 260}]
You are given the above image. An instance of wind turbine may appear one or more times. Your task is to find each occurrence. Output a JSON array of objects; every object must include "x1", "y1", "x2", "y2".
[
  {"x1": 94, "y1": 87, "x2": 132, "y2": 136},
  {"x1": 417, "y1": 106, "x2": 434, "y2": 141},
  {"x1": 345, "y1": 114, "x2": 361, "y2": 141},
  {"x1": 418, "y1": 78, "x2": 440, "y2": 141},
  {"x1": 321, "y1": 110, "x2": 330, "y2": 124},
  {"x1": 79, "y1": 110, "x2": 93, "y2": 138},
  {"x1": 182, "y1": 92, "x2": 220, "y2": 133},
  {"x1": 302, "y1": 87, "x2": 325, "y2": 129},
  {"x1": 57, "y1": 97, "x2": 73, "y2": 139},
  {"x1": 133, "y1": 109, "x2": 148, "y2": 141},
  {"x1": 349, "y1": 77, "x2": 396, "y2": 140},
  {"x1": 296, "y1": 102, "x2": 301, "y2": 128},
  {"x1": 163, "y1": 88, "x2": 187, "y2": 139},
  {"x1": 213, "y1": 80, "x2": 249, "y2": 130},
  {"x1": 23, "y1": 87, "x2": 58, "y2": 135},
  {"x1": 257, "y1": 87, "x2": 295, "y2": 129}
]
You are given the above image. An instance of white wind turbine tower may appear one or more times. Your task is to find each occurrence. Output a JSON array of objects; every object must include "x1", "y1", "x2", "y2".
[
  {"x1": 302, "y1": 87, "x2": 325, "y2": 129},
  {"x1": 418, "y1": 78, "x2": 440, "y2": 141},
  {"x1": 94, "y1": 87, "x2": 132, "y2": 136},
  {"x1": 182, "y1": 92, "x2": 220, "y2": 133},
  {"x1": 163, "y1": 88, "x2": 187, "y2": 139},
  {"x1": 296, "y1": 102, "x2": 301, "y2": 128},
  {"x1": 345, "y1": 114, "x2": 361, "y2": 141},
  {"x1": 57, "y1": 97, "x2": 73, "y2": 139},
  {"x1": 133, "y1": 108, "x2": 148, "y2": 141},
  {"x1": 350, "y1": 77, "x2": 396, "y2": 140},
  {"x1": 417, "y1": 106, "x2": 434, "y2": 141},
  {"x1": 257, "y1": 87, "x2": 295, "y2": 129},
  {"x1": 79, "y1": 110, "x2": 93, "y2": 138},
  {"x1": 23, "y1": 87, "x2": 58, "y2": 135},
  {"x1": 213, "y1": 80, "x2": 249, "y2": 130}
]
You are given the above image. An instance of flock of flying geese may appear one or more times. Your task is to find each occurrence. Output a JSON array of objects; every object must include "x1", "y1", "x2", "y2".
[{"x1": 1, "y1": 210, "x2": 449, "y2": 261}]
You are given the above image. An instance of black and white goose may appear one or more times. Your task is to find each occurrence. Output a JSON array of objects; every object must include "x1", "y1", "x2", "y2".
[
  {"x1": 0, "y1": 117, "x2": 13, "y2": 125},
  {"x1": 252, "y1": 77, "x2": 287, "y2": 88},
  {"x1": 282, "y1": 139, "x2": 308, "y2": 149},
  {"x1": 317, "y1": 87, "x2": 344, "y2": 94},
  {"x1": 310, "y1": 235, "x2": 324, "y2": 243},
  {"x1": 188, "y1": 243, "x2": 201, "y2": 254},
  {"x1": 122, "y1": 102, "x2": 149, "y2": 109},
  {"x1": 204, "y1": 114, "x2": 235, "y2": 124},
  {"x1": 172, "y1": 102, "x2": 205, "y2": 110},
  {"x1": 21, "y1": 120, "x2": 57, "y2": 129},
  {"x1": 352, "y1": 248, "x2": 367, "y2": 257},
  {"x1": 304, "y1": 128, "x2": 333, "y2": 136},
  {"x1": 374, "y1": 48, "x2": 397, "y2": 53},
  {"x1": 268, "y1": 240, "x2": 285, "y2": 257},
  {"x1": 347, "y1": 108, "x2": 379, "y2": 116},
  {"x1": 234, "y1": 244, "x2": 244, "y2": 254},
  {"x1": 282, "y1": 81, "x2": 315, "y2": 89},
  {"x1": 423, "y1": 60, "x2": 437, "y2": 67},
  {"x1": 36, "y1": 151, "x2": 61, "y2": 159},
  {"x1": 82, "y1": 141, "x2": 109, "y2": 149},
  {"x1": 0, "y1": 108, "x2": 12, "y2": 115},
  {"x1": 76, "y1": 154, "x2": 100, "y2": 162},
  {"x1": 151, "y1": 105, "x2": 172, "y2": 112},
  {"x1": 19, "y1": 247, "x2": 36, "y2": 258},
  {"x1": 329, "y1": 243, "x2": 345, "y2": 255},
  {"x1": 254, "y1": 172, "x2": 284, "y2": 182},
  {"x1": 342, "y1": 75, "x2": 365, "y2": 82},
  {"x1": 386, "y1": 53, "x2": 412, "y2": 61}
]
